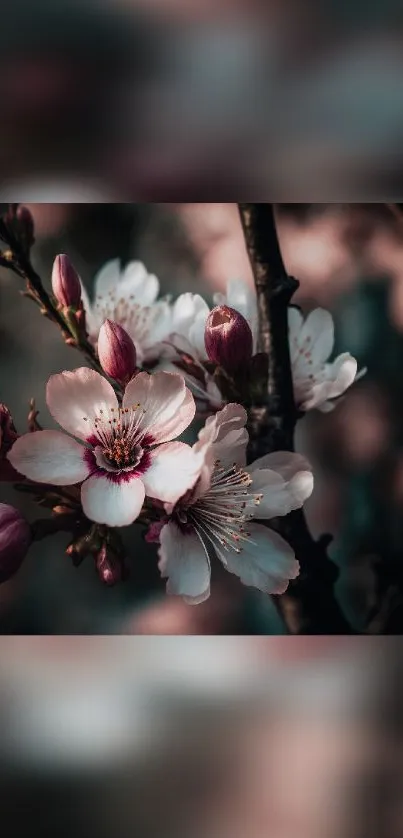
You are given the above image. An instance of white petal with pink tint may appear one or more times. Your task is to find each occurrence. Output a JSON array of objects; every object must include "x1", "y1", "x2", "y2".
[
  {"x1": 159, "y1": 522, "x2": 211, "y2": 604},
  {"x1": 93, "y1": 259, "x2": 121, "y2": 297},
  {"x1": 123, "y1": 371, "x2": 195, "y2": 443},
  {"x1": 195, "y1": 403, "x2": 248, "y2": 466},
  {"x1": 8, "y1": 431, "x2": 90, "y2": 485},
  {"x1": 217, "y1": 523, "x2": 299, "y2": 594},
  {"x1": 142, "y1": 442, "x2": 203, "y2": 504},
  {"x1": 298, "y1": 308, "x2": 334, "y2": 364},
  {"x1": 248, "y1": 451, "x2": 314, "y2": 516},
  {"x1": 326, "y1": 353, "x2": 358, "y2": 399},
  {"x1": 289, "y1": 307, "x2": 361, "y2": 411},
  {"x1": 120, "y1": 262, "x2": 159, "y2": 302},
  {"x1": 47, "y1": 368, "x2": 118, "y2": 441},
  {"x1": 81, "y1": 474, "x2": 145, "y2": 527}
]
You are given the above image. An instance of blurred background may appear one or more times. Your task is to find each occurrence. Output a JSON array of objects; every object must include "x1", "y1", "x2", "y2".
[
  {"x1": 2, "y1": 202, "x2": 403, "y2": 634},
  {"x1": 0, "y1": 636, "x2": 400, "y2": 838},
  {"x1": 1, "y1": 1, "x2": 403, "y2": 198}
]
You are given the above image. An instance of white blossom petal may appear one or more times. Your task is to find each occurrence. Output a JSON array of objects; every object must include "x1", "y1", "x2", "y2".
[
  {"x1": 123, "y1": 371, "x2": 195, "y2": 444},
  {"x1": 142, "y1": 442, "x2": 204, "y2": 504},
  {"x1": 325, "y1": 353, "x2": 358, "y2": 400},
  {"x1": 159, "y1": 522, "x2": 211, "y2": 604},
  {"x1": 171, "y1": 293, "x2": 210, "y2": 359},
  {"x1": 195, "y1": 403, "x2": 248, "y2": 466},
  {"x1": 47, "y1": 368, "x2": 119, "y2": 441},
  {"x1": 119, "y1": 262, "x2": 160, "y2": 304},
  {"x1": 94, "y1": 259, "x2": 121, "y2": 297},
  {"x1": 249, "y1": 468, "x2": 314, "y2": 518},
  {"x1": 8, "y1": 431, "x2": 90, "y2": 485},
  {"x1": 216, "y1": 523, "x2": 299, "y2": 595},
  {"x1": 81, "y1": 473, "x2": 145, "y2": 526},
  {"x1": 290, "y1": 307, "x2": 359, "y2": 412},
  {"x1": 288, "y1": 306, "x2": 304, "y2": 341},
  {"x1": 299, "y1": 308, "x2": 334, "y2": 364}
]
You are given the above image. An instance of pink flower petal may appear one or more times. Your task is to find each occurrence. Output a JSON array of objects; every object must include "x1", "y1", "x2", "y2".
[
  {"x1": 7, "y1": 430, "x2": 90, "y2": 485},
  {"x1": 216, "y1": 523, "x2": 299, "y2": 595},
  {"x1": 159, "y1": 522, "x2": 211, "y2": 604},
  {"x1": 142, "y1": 442, "x2": 203, "y2": 504},
  {"x1": 123, "y1": 371, "x2": 195, "y2": 444},
  {"x1": 81, "y1": 473, "x2": 145, "y2": 527},
  {"x1": 46, "y1": 367, "x2": 118, "y2": 441}
]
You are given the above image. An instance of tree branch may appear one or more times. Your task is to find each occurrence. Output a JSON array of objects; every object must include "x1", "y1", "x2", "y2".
[{"x1": 238, "y1": 203, "x2": 353, "y2": 634}]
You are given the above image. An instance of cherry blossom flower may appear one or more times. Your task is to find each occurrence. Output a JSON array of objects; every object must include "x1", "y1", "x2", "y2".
[
  {"x1": 155, "y1": 404, "x2": 314, "y2": 604},
  {"x1": 81, "y1": 260, "x2": 172, "y2": 365},
  {"x1": 289, "y1": 307, "x2": 361, "y2": 413},
  {"x1": 8, "y1": 369, "x2": 201, "y2": 528}
]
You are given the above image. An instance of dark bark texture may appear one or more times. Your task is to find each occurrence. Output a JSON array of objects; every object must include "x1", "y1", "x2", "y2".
[{"x1": 239, "y1": 203, "x2": 353, "y2": 634}]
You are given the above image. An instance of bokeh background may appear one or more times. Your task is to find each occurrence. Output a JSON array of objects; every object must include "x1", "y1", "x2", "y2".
[
  {"x1": 1, "y1": 202, "x2": 403, "y2": 634},
  {"x1": 0, "y1": 636, "x2": 401, "y2": 838},
  {"x1": 1, "y1": 0, "x2": 403, "y2": 199}
]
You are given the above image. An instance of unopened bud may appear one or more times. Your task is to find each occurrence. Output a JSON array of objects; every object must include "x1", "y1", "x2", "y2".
[
  {"x1": 52, "y1": 254, "x2": 82, "y2": 308},
  {"x1": 95, "y1": 543, "x2": 125, "y2": 586},
  {"x1": 0, "y1": 504, "x2": 31, "y2": 583},
  {"x1": 98, "y1": 319, "x2": 137, "y2": 385},
  {"x1": 204, "y1": 305, "x2": 253, "y2": 373}
]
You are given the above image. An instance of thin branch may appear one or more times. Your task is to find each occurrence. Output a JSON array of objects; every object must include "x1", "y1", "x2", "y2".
[
  {"x1": 238, "y1": 203, "x2": 353, "y2": 634},
  {"x1": 0, "y1": 210, "x2": 103, "y2": 374}
]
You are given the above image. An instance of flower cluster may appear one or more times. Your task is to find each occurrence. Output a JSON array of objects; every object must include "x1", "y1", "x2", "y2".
[
  {"x1": 0, "y1": 243, "x2": 362, "y2": 603},
  {"x1": 81, "y1": 259, "x2": 361, "y2": 413}
]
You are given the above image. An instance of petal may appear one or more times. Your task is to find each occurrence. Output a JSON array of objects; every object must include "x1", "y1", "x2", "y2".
[
  {"x1": 326, "y1": 353, "x2": 358, "y2": 399},
  {"x1": 300, "y1": 308, "x2": 334, "y2": 364},
  {"x1": 142, "y1": 442, "x2": 204, "y2": 504},
  {"x1": 123, "y1": 371, "x2": 195, "y2": 444},
  {"x1": 172, "y1": 293, "x2": 210, "y2": 345},
  {"x1": 46, "y1": 367, "x2": 119, "y2": 441},
  {"x1": 288, "y1": 305, "x2": 304, "y2": 338},
  {"x1": 217, "y1": 523, "x2": 299, "y2": 595},
  {"x1": 94, "y1": 259, "x2": 121, "y2": 297},
  {"x1": 195, "y1": 403, "x2": 248, "y2": 466},
  {"x1": 248, "y1": 452, "x2": 314, "y2": 517},
  {"x1": 249, "y1": 450, "x2": 312, "y2": 479},
  {"x1": 143, "y1": 301, "x2": 172, "y2": 346},
  {"x1": 119, "y1": 262, "x2": 160, "y2": 304},
  {"x1": 159, "y1": 522, "x2": 211, "y2": 604},
  {"x1": 81, "y1": 473, "x2": 145, "y2": 526},
  {"x1": 250, "y1": 469, "x2": 314, "y2": 518},
  {"x1": 7, "y1": 431, "x2": 90, "y2": 485},
  {"x1": 188, "y1": 314, "x2": 209, "y2": 359}
]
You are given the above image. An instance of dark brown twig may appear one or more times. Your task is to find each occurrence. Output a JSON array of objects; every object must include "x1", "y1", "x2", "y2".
[
  {"x1": 0, "y1": 209, "x2": 103, "y2": 374},
  {"x1": 238, "y1": 203, "x2": 353, "y2": 634}
]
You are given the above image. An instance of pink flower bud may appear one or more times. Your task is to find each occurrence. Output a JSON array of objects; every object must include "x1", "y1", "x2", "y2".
[
  {"x1": 95, "y1": 543, "x2": 126, "y2": 586},
  {"x1": 204, "y1": 305, "x2": 253, "y2": 373},
  {"x1": 0, "y1": 504, "x2": 31, "y2": 583},
  {"x1": 98, "y1": 319, "x2": 137, "y2": 385},
  {"x1": 51, "y1": 254, "x2": 82, "y2": 308}
]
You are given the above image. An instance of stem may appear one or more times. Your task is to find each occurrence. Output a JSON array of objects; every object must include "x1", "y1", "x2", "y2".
[
  {"x1": 0, "y1": 211, "x2": 103, "y2": 374},
  {"x1": 239, "y1": 204, "x2": 298, "y2": 454},
  {"x1": 238, "y1": 203, "x2": 353, "y2": 634}
]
